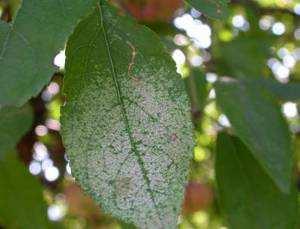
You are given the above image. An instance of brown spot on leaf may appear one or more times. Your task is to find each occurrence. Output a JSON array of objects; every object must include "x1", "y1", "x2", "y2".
[
  {"x1": 115, "y1": 176, "x2": 133, "y2": 197},
  {"x1": 171, "y1": 133, "x2": 178, "y2": 142}
]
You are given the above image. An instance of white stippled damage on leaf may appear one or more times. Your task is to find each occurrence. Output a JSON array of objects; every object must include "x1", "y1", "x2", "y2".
[{"x1": 61, "y1": 1, "x2": 194, "y2": 228}]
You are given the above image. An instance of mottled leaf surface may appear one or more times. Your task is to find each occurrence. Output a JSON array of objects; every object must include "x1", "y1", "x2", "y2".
[
  {"x1": 61, "y1": 1, "x2": 194, "y2": 228},
  {"x1": 0, "y1": 154, "x2": 50, "y2": 228},
  {"x1": 216, "y1": 133, "x2": 297, "y2": 229},
  {"x1": 185, "y1": 0, "x2": 229, "y2": 19},
  {"x1": 215, "y1": 78, "x2": 292, "y2": 192},
  {"x1": 0, "y1": 105, "x2": 33, "y2": 159},
  {"x1": 0, "y1": 0, "x2": 96, "y2": 107}
]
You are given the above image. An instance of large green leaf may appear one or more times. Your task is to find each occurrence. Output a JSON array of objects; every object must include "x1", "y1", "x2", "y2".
[
  {"x1": 215, "y1": 78, "x2": 293, "y2": 193},
  {"x1": 217, "y1": 35, "x2": 273, "y2": 78},
  {"x1": 0, "y1": 105, "x2": 33, "y2": 159},
  {"x1": 259, "y1": 79, "x2": 300, "y2": 102},
  {"x1": 61, "y1": 1, "x2": 194, "y2": 228},
  {"x1": 216, "y1": 132, "x2": 297, "y2": 229},
  {"x1": 185, "y1": 0, "x2": 229, "y2": 19},
  {"x1": 229, "y1": 78, "x2": 300, "y2": 102},
  {"x1": 0, "y1": 0, "x2": 97, "y2": 107},
  {"x1": 0, "y1": 154, "x2": 50, "y2": 228}
]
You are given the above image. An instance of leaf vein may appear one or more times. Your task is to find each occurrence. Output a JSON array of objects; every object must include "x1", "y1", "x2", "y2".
[{"x1": 96, "y1": 2, "x2": 163, "y2": 224}]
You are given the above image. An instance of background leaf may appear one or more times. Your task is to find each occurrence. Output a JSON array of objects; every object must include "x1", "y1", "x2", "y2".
[
  {"x1": 0, "y1": 0, "x2": 97, "y2": 107},
  {"x1": 61, "y1": 1, "x2": 194, "y2": 228},
  {"x1": 0, "y1": 105, "x2": 33, "y2": 159},
  {"x1": 259, "y1": 79, "x2": 300, "y2": 102},
  {"x1": 184, "y1": 68, "x2": 208, "y2": 124},
  {"x1": 215, "y1": 78, "x2": 293, "y2": 192},
  {"x1": 0, "y1": 104, "x2": 45, "y2": 228},
  {"x1": 215, "y1": 34, "x2": 273, "y2": 78},
  {"x1": 225, "y1": 78, "x2": 300, "y2": 102},
  {"x1": 216, "y1": 132, "x2": 298, "y2": 229},
  {"x1": 185, "y1": 0, "x2": 229, "y2": 19},
  {"x1": 0, "y1": 153, "x2": 50, "y2": 228}
]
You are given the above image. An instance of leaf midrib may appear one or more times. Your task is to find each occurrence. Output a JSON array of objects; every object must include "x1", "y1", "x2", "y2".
[
  {"x1": 96, "y1": 2, "x2": 163, "y2": 224},
  {"x1": 0, "y1": 24, "x2": 13, "y2": 60}
]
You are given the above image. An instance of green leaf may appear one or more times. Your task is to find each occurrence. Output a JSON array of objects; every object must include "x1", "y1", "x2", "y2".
[
  {"x1": 226, "y1": 78, "x2": 300, "y2": 102},
  {"x1": 0, "y1": 0, "x2": 97, "y2": 107},
  {"x1": 216, "y1": 132, "x2": 297, "y2": 229},
  {"x1": 215, "y1": 78, "x2": 293, "y2": 193},
  {"x1": 61, "y1": 1, "x2": 194, "y2": 228},
  {"x1": 184, "y1": 68, "x2": 208, "y2": 123},
  {"x1": 259, "y1": 79, "x2": 300, "y2": 102},
  {"x1": 185, "y1": 0, "x2": 229, "y2": 19},
  {"x1": 218, "y1": 35, "x2": 274, "y2": 78},
  {"x1": 0, "y1": 105, "x2": 33, "y2": 159},
  {"x1": 0, "y1": 153, "x2": 49, "y2": 228}
]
